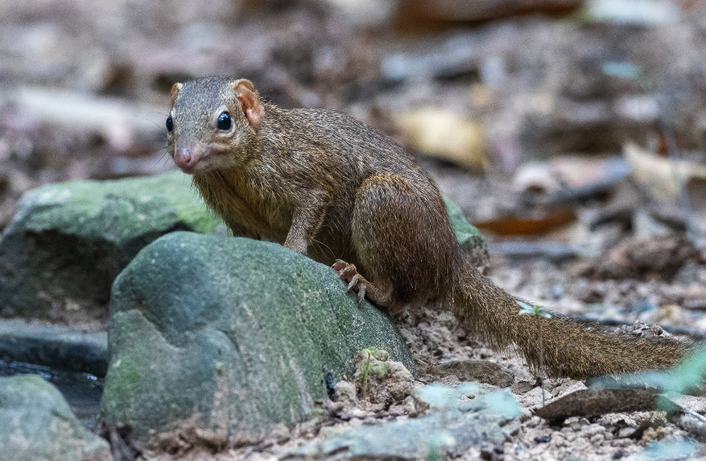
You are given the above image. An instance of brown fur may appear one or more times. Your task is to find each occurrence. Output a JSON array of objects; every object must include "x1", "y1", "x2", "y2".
[{"x1": 167, "y1": 76, "x2": 687, "y2": 379}]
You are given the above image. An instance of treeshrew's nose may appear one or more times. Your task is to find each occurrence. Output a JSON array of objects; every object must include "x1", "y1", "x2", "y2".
[{"x1": 173, "y1": 148, "x2": 196, "y2": 172}]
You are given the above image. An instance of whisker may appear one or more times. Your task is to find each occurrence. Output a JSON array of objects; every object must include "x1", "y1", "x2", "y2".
[
  {"x1": 145, "y1": 110, "x2": 171, "y2": 116},
  {"x1": 134, "y1": 111, "x2": 169, "y2": 130}
]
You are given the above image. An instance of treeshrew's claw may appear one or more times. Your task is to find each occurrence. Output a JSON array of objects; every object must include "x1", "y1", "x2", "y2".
[
  {"x1": 346, "y1": 274, "x2": 359, "y2": 292},
  {"x1": 356, "y1": 284, "x2": 366, "y2": 304},
  {"x1": 332, "y1": 259, "x2": 367, "y2": 305}
]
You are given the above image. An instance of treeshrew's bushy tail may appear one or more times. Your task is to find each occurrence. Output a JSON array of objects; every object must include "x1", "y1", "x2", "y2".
[{"x1": 448, "y1": 253, "x2": 688, "y2": 379}]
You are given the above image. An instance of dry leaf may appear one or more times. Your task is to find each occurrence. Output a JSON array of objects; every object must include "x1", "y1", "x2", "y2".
[
  {"x1": 623, "y1": 142, "x2": 706, "y2": 204},
  {"x1": 396, "y1": 0, "x2": 581, "y2": 30},
  {"x1": 396, "y1": 107, "x2": 488, "y2": 171},
  {"x1": 475, "y1": 208, "x2": 576, "y2": 236}
]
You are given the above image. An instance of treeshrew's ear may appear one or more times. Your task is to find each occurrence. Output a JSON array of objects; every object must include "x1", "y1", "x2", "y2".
[
  {"x1": 231, "y1": 79, "x2": 265, "y2": 128},
  {"x1": 170, "y1": 83, "x2": 183, "y2": 109}
]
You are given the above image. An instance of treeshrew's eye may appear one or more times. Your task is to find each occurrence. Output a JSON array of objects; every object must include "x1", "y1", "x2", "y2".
[
  {"x1": 217, "y1": 112, "x2": 232, "y2": 131},
  {"x1": 166, "y1": 116, "x2": 173, "y2": 132}
]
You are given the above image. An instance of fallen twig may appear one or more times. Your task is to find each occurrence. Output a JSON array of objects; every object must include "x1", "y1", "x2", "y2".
[{"x1": 534, "y1": 388, "x2": 677, "y2": 424}]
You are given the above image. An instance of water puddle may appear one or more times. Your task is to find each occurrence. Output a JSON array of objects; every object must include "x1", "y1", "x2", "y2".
[{"x1": 0, "y1": 360, "x2": 103, "y2": 428}]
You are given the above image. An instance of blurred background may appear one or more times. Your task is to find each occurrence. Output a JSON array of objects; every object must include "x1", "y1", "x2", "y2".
[{"x1": 3, "y1": 0, "x2": 706, "y2": 327}]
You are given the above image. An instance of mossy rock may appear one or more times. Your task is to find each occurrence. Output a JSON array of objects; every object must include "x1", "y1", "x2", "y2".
[
  {"x1": 101, "y1": 232, "x2": 415, "y2": 449},
  {"x1": 0, "y1": 171, "x2": 219, "y2": 322},
  {"x1": 0, "y1": 375, "x2": 110, "y2": 461},
  {"x1": 443, "y1": 195, "x2": 488, "y2": 269}
]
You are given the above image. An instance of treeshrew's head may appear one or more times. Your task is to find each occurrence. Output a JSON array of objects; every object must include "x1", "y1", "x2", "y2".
[{"x1": 166, "y1": 76, "x2": 264, "y2": 174}]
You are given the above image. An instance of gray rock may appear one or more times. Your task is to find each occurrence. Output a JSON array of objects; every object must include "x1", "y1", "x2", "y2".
[
  {"x1": 352, "y1": 348, "x2": 417, "y2": 404},
  {"x1": 0, "y1": 374, "x2": 111, "y2": 461},
  {"x1": 100, "y1": 232, "x2": 415, "y2": 450},
  {"x1": 0, "y1": 319, "x2": 107, "y2": 376},
  {"x1": 284, "y1": 390, "x2": 520, "y2": 460},
  {"x1": 0, "y1": 171, "x2": 219, "y2": 322}
]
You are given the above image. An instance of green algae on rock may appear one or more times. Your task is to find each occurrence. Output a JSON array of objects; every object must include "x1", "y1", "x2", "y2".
[
  {"x1": 0, "y1": 171, "x2": 220, "y2": 322},
  {"x1": 443, "y1": 195, "x2": 488, "y2": 269}
]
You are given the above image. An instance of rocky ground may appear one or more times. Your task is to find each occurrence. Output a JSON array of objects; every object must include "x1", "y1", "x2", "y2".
[
  {"x1": 2, "y1": 173, "x2": 703, "y2": 460},
  {"x1": 3, "y1": 0, "x2": 706, "y2": 460}
]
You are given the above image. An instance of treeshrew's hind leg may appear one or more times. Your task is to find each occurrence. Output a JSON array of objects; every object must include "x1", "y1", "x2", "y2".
[{"x1": 332, "y1": 260, "x2": 394, "y2": 308}]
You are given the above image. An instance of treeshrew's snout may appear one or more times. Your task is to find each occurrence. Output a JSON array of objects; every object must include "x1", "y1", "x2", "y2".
[{"x1": 174, "y1": 148, "x2": 197, "y2": 174}]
